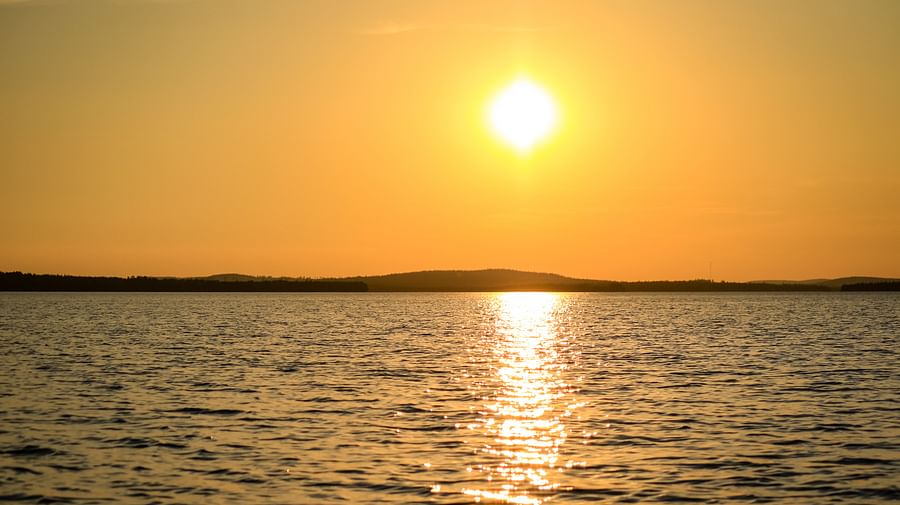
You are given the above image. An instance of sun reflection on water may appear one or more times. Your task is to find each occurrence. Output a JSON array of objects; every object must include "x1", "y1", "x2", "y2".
[{"x1": 463, "y1": 293, "x2": 580, "y2": 504}]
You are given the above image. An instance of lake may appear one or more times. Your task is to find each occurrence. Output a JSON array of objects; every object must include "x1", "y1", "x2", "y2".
[{"x1": 0, "y1": 292, "x2": 898, "y2": 504}]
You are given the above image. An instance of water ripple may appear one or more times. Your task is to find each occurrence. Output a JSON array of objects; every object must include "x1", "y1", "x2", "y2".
[{"x1": 0, "y1": 292, "x2": 898, "y2": 504}]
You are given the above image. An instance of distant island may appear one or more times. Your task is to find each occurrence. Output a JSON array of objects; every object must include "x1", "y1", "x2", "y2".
[{"x1": 2, "y1": 269, "x2": 898, "y2": 292}]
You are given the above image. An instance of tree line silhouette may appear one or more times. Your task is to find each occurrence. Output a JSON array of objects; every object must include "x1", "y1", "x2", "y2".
[
  {"x1": 842, "y1": 281, "x2": 900, "y2": 291},
  {"x1": 558, "y1": 280, "x2": 832, "y2": 292},
  {"x1": 0, "y1": 272, "x2": 367, "y2": 292},
  {"x1": 6, "y1": 272, "x2": 894, "y2": 292}
]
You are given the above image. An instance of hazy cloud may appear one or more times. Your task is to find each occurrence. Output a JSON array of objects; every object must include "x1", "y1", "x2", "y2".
[
  {"x1": 361, "y1": 20, "x2": 553, "y2": 36},
  {"x1": 360, "y1": 21, "x2": 423, "y2": 36},
  {"x1": 457, "y1": 23, "x2": 554, "y2": 33}
]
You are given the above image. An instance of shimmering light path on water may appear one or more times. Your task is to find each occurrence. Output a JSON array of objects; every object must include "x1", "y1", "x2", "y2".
[
  {"x1": 0, "y1": 292, "x2": 898, "y2": 504},
  {"x1": 460, "y1": 293, "x2": 577, "y2": 504}
]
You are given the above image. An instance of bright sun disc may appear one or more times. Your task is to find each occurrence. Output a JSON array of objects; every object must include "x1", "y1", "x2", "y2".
[{"x1": 489, "y1": 79, "x2": 557, "y2": 152}]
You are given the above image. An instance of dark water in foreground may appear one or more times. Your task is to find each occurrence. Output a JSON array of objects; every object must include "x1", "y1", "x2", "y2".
[{"x1": 0, "y1": 292, "x2": 898, "y2": 504}]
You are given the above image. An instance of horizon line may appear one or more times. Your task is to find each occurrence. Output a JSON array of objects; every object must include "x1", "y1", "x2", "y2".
[{"x1": 3, "y1": 268, "x2": 899, "y2": 284}]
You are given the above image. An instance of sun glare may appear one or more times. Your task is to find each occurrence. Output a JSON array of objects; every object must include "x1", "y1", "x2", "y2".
[{"x1": 489, "y1": 79, "x2": 558, "y2": 153}]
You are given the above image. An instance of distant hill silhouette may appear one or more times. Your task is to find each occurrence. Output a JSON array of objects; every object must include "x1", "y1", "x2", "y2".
[
  {"x1": 331, "y1": 269, "x2": 834, "y2": 292},
  {"x1": 337, "y1": 269, "x2": 597, "y2": 292}
]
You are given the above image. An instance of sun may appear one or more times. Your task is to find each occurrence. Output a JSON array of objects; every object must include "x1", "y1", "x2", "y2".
[{"x1": 489, "y1": 78, "x2": 558, "y2": 153}]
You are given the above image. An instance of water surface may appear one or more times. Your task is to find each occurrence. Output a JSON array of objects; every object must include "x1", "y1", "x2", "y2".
[{"x1": 0, "y1": 292, "x2": 898, "y2": 503}]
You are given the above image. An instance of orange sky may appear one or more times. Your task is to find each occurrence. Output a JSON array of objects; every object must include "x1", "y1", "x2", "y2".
[{"x1": 2, "y1": 0, "x2": 899, "y2": 281}]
